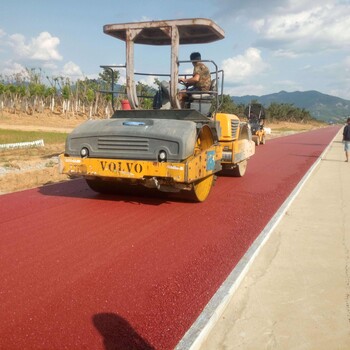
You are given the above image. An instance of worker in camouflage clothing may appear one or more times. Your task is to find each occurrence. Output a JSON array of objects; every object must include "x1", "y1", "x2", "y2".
[{"x1": 178, "y1": 52, "x2": 211, "y2": 108}]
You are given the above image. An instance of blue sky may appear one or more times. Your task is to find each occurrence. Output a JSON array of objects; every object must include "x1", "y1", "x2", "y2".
[{"x1": 1, "y1": 0, "x2": 350, "y2": 99}]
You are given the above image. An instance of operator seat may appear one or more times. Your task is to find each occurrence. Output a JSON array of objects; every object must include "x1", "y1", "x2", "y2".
[{"x1": 189, "y1": 78, "x2": 217, "y2": 115}]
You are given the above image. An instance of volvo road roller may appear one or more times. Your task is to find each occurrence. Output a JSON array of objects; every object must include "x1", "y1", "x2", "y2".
[{"x1": 59, "y1": 18, "x2": 255, "y2": 202}]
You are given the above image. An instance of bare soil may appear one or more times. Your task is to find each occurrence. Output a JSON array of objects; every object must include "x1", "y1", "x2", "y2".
[
  {"x1": 0, "y1": 111, "x2": 323, "y2": 195},
  {"x1": 0, "y1": 112, "x2": 87, "y2": 195}
]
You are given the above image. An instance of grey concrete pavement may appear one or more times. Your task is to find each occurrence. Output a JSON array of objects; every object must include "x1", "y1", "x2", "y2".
[{"x1": 198, "y1": 129, "x2": 350, "y2": 350}]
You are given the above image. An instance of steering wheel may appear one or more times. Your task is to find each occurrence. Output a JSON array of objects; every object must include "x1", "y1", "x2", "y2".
[{"x1": 179, "y1": 79, "x2": 188, "y2": 88}]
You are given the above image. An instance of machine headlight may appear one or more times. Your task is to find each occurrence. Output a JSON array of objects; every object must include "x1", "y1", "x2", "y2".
[
  {"x1": 80, "y1": 147, "x2": 89, "y2": 158},
  {"x1": 158, "y1": 150, "x2": 167, "y2": 162}
]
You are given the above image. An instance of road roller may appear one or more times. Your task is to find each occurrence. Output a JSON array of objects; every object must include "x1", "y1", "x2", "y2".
[{"x1": 59, "y1": 18, "x2": 255, "y2": 202}]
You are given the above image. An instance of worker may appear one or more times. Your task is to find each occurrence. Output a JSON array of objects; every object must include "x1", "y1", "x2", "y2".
[
  {"x1": 343, "y1": 117, "x2": 350, "y2": 162},
  {"x1": 178, "y1": 52, "x2": 211, "y2": 108}
]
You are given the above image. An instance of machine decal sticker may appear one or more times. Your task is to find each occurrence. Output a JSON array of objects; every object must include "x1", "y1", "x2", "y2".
[
  {"x1": 167, "y1": 165, "x2": 184, "y2": 171},
  {"x1": 206, "y1": 150, "x2": 216, "y2": 171},
  {"x1": 123, "y1": 121, "x2": 146, "y2": 126},
  {"x1": 65, "y1": 158, "x2": 82, "y2": 163}
]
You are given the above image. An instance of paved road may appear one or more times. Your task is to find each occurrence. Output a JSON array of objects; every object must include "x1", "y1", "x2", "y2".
[
  {"x1": 197, "y1": 127, "x2": 350, "y2": 350},
  {"x1": 0, "y1": 126, "x2": 339, "y2": 350}
]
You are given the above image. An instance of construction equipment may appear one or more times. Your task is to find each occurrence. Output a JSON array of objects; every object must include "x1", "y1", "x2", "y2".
[
  {"x1": 59, "y1": 18, "x2": 255, "y2": 202},
  {"x1": 244, "y1": 103, "x2": 266, "y2": 146}
]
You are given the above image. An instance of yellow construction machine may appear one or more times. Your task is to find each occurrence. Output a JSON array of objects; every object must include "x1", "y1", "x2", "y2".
[
  {"x1": 245, "y1": 103, "x2": 267, "y2": 146},
  {"x1": 59, "y1": 18, "x2": 255, "y2": 202}
]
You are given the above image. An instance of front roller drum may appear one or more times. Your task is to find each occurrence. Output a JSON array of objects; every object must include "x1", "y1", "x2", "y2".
[
  {"x1": 188, "y1": 125, "x2": 215, "y2": 202},
  {"x1": 85, "y1": 177, "x2": 124, "y2": 194},
  {"x1": 189, "y1": 174, "x2": 215, "y2": 202}
]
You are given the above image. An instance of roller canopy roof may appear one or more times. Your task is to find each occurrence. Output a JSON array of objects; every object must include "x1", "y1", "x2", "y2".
[{"x1": 103, "y1": 18, "x2": 225, "y2": 45}]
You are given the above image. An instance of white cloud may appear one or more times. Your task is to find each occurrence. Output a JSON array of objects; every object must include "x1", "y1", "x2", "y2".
[
  {"x1": 215, "y1": 0, "x2": 336, "y2": 18},
  {"x1": 227, "y1": 78, "x2": 304, "y2": 97},
  {"x1": 345, "y1": 56, "x2": 350, "y2": 71},
  {"x1": 253, "y1": 3, "x2": 350, "y2": 54},
  {"x1": 321, "y1": 56, "x2": 350, "y2": 99},
  {"x1": 117, "y1": 69, "x2": 126, "y2": 85},
  {"x1": 222, "y1": 47, "x2": 269, "y2": 83},
  {"x1": 226, "y1": 83, "x2": 265, "y2": 97},
  {"x1": 138, "y1": 75, "x2": 158, "y2": 89},
  {"x1": 139, "y1": 16, "x2": 152, "y2": 22},
  {"x1": 42, "y1": 62, "x2": 58, "y2": 71},
  {"x1": 0, "y1": 30, "x2": 64, "y2": 78},
  {"x1": 61, "y1": 61, "x2": 83, "y2": 79},
  {"x1": 9, "y1": 31, "x2": 62, "y2": 61},
  {"x1": 215, "y1": 1, "x2": 350, "y2": 56},
  {"x1": 273, "y1": 79, "x2": 303, "y2": 92},
  {"x1": 273, "y1": 49, "x2": 301, "y2": 58},
  {"x1": 1, "y1": 60, "x2": 27, "y2": 78},
  {"x1": 277, "y1": 0, "x2": 334, "y2": 14},
  {"x1": 214, "y1": 0, "x2": 283, "y2": 19}
]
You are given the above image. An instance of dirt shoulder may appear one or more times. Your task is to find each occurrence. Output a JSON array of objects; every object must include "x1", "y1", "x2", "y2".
[
  {"x1": 0, "y1": 112, "x2": 86, "y2": 133},
  {"x1": 0, "y1": 111, "x2": 324, "y2": 195},
  {"x1": 0, "y1": 112, "x2": 87, "y2": 195}
]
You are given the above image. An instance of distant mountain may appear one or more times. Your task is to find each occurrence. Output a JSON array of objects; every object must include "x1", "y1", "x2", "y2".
[{"x1": 232, "y1": 90, "x2": 350, "y2": 122}]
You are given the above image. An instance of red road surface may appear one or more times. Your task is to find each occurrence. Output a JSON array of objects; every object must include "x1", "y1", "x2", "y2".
[{"x1": 0, "y1": 126, "x2": 340, "y2": 350}]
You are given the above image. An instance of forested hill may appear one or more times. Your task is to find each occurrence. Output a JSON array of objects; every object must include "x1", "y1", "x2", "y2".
[{"x1": 232, "y1": 90, "x2": 350, "y2": 122}]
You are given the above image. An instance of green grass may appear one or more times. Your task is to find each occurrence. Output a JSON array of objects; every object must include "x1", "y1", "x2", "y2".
[{"x1": 0, "y1": 129, "x2": 68, "y2": 145}]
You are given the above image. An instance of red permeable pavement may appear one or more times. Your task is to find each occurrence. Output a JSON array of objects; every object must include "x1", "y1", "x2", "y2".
[{"x1": 0, "y1": 126, "x2": 340, "y2": 350}]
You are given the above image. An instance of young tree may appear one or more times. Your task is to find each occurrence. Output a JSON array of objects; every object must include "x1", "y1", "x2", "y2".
[
  {"x1": 136, "y1": 81, "x2": 156, "y2": 109},
  {"x1": 62, "y1": 81, "x2": 71, "y2": 115},
  {"x1": 217, "y1": 95, "x2": 240, "y2": 114}
]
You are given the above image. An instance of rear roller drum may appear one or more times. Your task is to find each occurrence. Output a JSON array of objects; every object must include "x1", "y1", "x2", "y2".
[
  {"x1": 231, "y1": 159, "x2": 247, "y2": 177},
  {"x1": 254, "y1": 135, "x2": 259, "y2": 146}
]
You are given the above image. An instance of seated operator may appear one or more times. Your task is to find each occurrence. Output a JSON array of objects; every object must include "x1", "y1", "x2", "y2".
[{"x1": 178, "y1": 52, "x2": 211, "y2": 108}]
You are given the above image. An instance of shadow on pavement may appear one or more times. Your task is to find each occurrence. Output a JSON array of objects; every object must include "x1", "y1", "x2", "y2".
[
  {"x1": 92, "y1": 313, "x2": 155, "y2": 350},
  {"x1": 38, "y1": 178, "x2": 197, "y2": 206}
]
